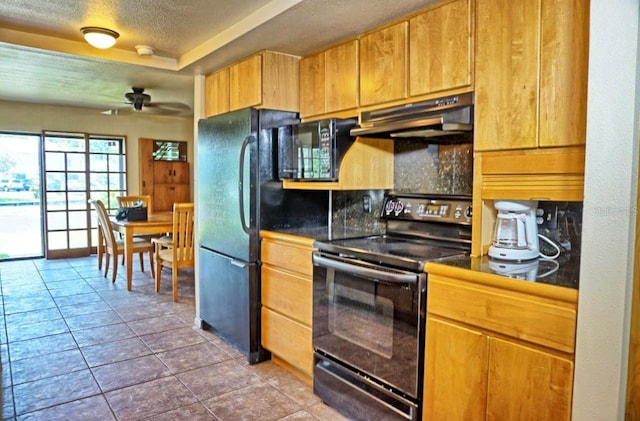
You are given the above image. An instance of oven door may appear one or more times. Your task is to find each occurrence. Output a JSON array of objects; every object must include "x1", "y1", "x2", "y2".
[{"x1": 312, "y1": 251, "x2": 426, "y2": 399}]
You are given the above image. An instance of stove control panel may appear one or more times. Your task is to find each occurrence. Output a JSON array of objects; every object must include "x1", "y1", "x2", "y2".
[{"x1": 382, "y1": 195, "x2": 472, "y2": 224}]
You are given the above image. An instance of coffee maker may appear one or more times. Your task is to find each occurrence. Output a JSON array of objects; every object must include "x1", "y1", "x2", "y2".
[{"x1": 488, "y1": 200, "x2": 540, "y2": 261}]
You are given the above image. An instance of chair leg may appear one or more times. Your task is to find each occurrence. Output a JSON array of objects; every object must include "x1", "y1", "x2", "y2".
[
  {"x1": 111, "y1": 253, "x2": 118, "y2": 283},
  {"x1": 155, "y1": 256, "x2": 162, "y2": 293},
  {"x1": 103, "y1": 251, "x2": 110, "y2": 278},
  {"x1": 138, "y1": 252, "x2": 145, "y2": 273},
  {"x1": 149, "y1": 249, "x2": 155, "y2": 279},
  {"x1": 172, "y1": 265, "x2": 179, "y2": 302}
]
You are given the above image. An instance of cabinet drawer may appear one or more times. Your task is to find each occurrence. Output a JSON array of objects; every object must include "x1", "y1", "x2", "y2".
[
  {"x1": 427, "y1": 275, "x2": 577, "y2": 353},
  {"x1": 262, "y1": 264, "x2": 312, "y2": 326},
  {"x1": 261, "y1": 239, "x2": 313, "y2": 277},
  {"x1": 262, "y1": 307, "x2": 313, "y2": 375}
]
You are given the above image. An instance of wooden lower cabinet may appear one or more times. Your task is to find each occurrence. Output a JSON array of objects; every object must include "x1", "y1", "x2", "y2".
[
  {"x1": 260, "y1": 231, "x2": 315, "y2": 382},
  {"x1": 423, "y1": 269, "x2": 577, "y2": 420},
  {"x1": 424, "y1": 318, "x2": 488, "y2": 420}
]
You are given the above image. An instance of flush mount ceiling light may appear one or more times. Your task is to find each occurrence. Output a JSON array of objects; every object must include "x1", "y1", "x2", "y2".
[{"x1": 80, "y1": 27, "x2": 119, "y2": 49}]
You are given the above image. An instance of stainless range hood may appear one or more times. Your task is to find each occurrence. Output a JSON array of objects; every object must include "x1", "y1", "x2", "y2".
[{"x1": 350, "y1": 92, "x2": 473, "y2": 139}]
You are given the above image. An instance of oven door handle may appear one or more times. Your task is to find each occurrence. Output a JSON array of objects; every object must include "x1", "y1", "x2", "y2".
[{"x1": 313, "y1": 254, "x2": 418, "y2": 284}]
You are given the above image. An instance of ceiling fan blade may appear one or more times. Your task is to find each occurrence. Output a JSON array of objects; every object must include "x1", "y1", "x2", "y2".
[{"x1": 146, "y1": 102, "x2": 191, "y2": 111}]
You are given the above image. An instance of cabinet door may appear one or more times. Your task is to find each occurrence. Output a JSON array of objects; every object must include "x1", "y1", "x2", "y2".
[
  {"x1": 538, "y1": 0, "x2": 588, "y2": 147},
  {"x1": 153, "y1": 161, "x2": 175, "y2": 184},
  {"x1": 409, "y1": 0, "x2": 472, "y2": 96},
  {"x1": 204, "y1": 68, "x2": 230, "y2": 117},
  {"x1": 262, "y1": 307, "x2": 313, "y2": 375},
  {"x1": 424, "y1": 317, "x2": 488, "y2": 421},
  {"x1": 359, "y1": 22, "x2": 408, "y2": 106},
  {"x1": 475, "y1": 0, "x2": 539, "y2": 151},
  {"x1": 230, "y1": 54, "x2": 262, "y2": 111},
  {"x1": 138, "y1": 138, "x2": 154, "y2": 196},
  {"x1": 154, "y1": 184, "x2": 190, "y2": 212},
  {"x1": 299, "y1": 52, "x2": 325, "y2": 117},
  {"x1": 170, "y1": 161, "x2": 189, "y2": 185},
  {"x1": 487, "y1": 338, "x2": 573, "y2": 421},
  {"x1": 325, "y1": 40, "x2": 359, "y2": 113}
]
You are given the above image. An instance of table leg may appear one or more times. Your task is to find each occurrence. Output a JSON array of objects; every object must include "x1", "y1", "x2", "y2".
[{"x1": 125, "y1": 230, "x2": 133, "y2": 290}]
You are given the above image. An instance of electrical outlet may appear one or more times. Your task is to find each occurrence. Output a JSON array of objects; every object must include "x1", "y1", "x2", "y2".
[
  {"x1": 536, "y1": 203, "x2": 559, "y2": 230},
  {"x1": 362, "y1": 195, "x2": 372, "y2": 213}
]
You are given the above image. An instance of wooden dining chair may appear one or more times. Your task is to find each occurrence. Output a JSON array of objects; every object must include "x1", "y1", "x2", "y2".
[
  {"x1": 116, "y1": 195, "x2": 153, "y2": 213},
  {"x1": 90, "y1": 199, "x2": 155, "y2": 283},
  {"x1": 152, "y1": 202, "x2": 195, "y2": 301}
]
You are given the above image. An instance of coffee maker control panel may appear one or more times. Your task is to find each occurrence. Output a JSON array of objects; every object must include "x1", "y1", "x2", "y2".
[{"x1": 382, "y1": 195, "x2": 472, "y2": 225}]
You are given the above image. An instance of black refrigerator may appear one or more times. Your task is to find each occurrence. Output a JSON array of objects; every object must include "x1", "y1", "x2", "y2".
[{"x1": 197, "y1": 108, "x2": 328, "y2": 364}]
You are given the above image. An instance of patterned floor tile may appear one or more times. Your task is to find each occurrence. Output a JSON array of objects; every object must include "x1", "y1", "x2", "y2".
[
  {"x1": 91, "y1": 354, "x2": 171, "y2": 392},
  {"x1": 105, "y1": 376, "x2": 197, "y2": 420},
  {"x1": 204, "y1": 382, "x2": 301, "y2": 421},
  {"x1": 12, "y1": 370, "x2": 101, "y2": 416}
]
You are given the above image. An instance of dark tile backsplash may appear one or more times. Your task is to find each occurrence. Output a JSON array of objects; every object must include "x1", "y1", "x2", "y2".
[
  {"x1": 394, "y1": 137, "x2": 473, "y2": 195},
  {"x1": 330, "y1": 137, "x2": 474, "y2": 233}
]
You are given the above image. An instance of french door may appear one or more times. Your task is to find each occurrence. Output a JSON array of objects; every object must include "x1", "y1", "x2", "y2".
[{"x1": 42, "y1": 131, "x2": 127, "y2": 259}]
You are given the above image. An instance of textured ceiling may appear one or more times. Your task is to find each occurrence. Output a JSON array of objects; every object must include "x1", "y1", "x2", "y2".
[{"x1": 0, "y1": 0, "x2": 437, "y2": 116}]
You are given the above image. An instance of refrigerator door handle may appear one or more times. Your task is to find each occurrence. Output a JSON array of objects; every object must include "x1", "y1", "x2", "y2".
[
  {"x1": 238, "y1": 135, "x2": 256, "y2": 235},
  {"x1": 230, "y1": 258, "x2": 249, "y2": 268}
]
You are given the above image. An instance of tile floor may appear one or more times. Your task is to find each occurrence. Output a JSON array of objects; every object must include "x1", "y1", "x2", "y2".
[{"x1": 0, "y1": 256, "x2": 349, "y2": 420}]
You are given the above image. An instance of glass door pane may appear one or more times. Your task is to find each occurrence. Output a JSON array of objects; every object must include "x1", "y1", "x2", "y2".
[
  {"x1": 43, "y1": 131, "x2": 126, "y2": 259},
  {"x1": 0, "y1": 132, "x2": 43, "y2": 260}
]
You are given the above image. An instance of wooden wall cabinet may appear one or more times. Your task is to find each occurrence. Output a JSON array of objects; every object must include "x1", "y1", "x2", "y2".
[
  {"x1": 204, "y1": 68, "x2": 230, "y2": 117},
  {"x1": 423, "y1": 267, "x2": 577, "y2": 421},
  {"x1": 204, "y1": 51, "x2": 299, "y2": 118},
  {"x1": 139, "y1": 138, "x2": 191, "y2": 212},
  {"x1": 409, "y1": 0, "x2": 473, "y2": 96},
  {"x1": 299, "y1": 40, "x2": 359, "y2": 118},
  {"x1": 359, "y1": 22, "x2": 408, "y2": 107},
  {"x1": 474, "y1": 0, "x2": 588, "y2": 151},
  {"x1": 260, "y1": 231, "x2": 315, "y2": 382}
]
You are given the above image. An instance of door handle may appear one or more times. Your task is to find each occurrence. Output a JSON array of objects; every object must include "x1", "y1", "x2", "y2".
[{"x1": 238, "y1": 135, "x2": 255, "y2": 235}]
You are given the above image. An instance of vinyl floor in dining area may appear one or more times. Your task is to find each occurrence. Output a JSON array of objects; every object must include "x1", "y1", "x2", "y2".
[{"x1": 0, "y1": 256, "x2": 348, "y2": 421}]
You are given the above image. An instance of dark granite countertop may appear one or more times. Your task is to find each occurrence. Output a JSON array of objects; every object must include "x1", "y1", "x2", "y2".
[
  {"x1": 263, "y1": 228, "x2": 580, "y2": 290},
  {"x1": 430, "y1": 253, "x2": 580, "y2": 290}
]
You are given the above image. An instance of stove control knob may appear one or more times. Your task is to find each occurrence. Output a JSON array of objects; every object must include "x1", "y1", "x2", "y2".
[
  {"x1": 394, "y1": 201, "x2": 404, "y2": 215},
  {"x1": 384, "y1": 200, "x2": 395, "y2": 215},
  {"x1": 465, "y1": 206, "x2": 473, "y2": 218}
]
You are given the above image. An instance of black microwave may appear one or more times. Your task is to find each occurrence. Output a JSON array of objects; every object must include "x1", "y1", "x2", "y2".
[{"x1": 277, "y1": 118, "x2": 356, "y2": 181}]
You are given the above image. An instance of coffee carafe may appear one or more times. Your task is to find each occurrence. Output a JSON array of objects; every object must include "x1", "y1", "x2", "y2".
[{"x1": 488, "y1": 200, "x2": 540, "y2": 261}]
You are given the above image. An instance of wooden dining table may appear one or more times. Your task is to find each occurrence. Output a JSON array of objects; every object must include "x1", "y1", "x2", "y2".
[{"x1": 104, "y1": 211, "x2": 174, "y2": 291}]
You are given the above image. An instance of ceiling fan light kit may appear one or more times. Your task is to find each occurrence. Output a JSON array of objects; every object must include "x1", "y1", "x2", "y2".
[{"x1": 80, "y1": 27, "x2": 119, "y2": 49}]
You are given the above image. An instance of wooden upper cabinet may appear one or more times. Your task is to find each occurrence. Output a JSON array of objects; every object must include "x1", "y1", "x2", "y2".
[
  {"x1": 299, "y1": 52, "x2": 325, "y2": 118},
  {"x1": 204, "y1": 68, "x2": 230, "y2": 117},
  {"x1": 230, "y1": 54, "x2": 263, "y2": 111},
  {"x1": 475, "y1": 0, "x2": 539, "y2": 151},
  {"x1": 325, "y1": 40, "x2": 359, "y2": 114},
  {"x1": 409, "y1": 0, "x2": 473, "y2": 96},
  {"x1": 205, "y1": 51, "x2": 299, "y2": 117},
  {"x1": 299, "y1": 40, "x2": 359, "y2": 118},
  {"x1": 475, "y1": 0, "x2": 588, "y2": 151},
  {"x1": 359, "y1": 22, "x2": 408, "y2": 106},
  {"x1": 539, "y1": 0, "x2": 589, "y2": 148}
]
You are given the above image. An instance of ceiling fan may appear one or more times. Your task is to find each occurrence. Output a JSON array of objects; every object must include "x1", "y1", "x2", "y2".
[{"x1": 102, "y1": 87, "x2": 191, "y2": 116}]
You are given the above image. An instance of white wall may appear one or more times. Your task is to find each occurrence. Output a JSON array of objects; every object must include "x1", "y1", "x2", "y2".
[
  {"x1": 573, "y1": 0, "x2": 640, "y2": 418},
  {"x1": 0, "y1": 100, "x2": 194, "y2": 195}
]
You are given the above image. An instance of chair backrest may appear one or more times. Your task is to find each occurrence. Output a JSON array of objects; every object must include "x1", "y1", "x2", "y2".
[
  {"x1": 172, "y1": 202, "x2": 195, "y2": 266},
  {"x1": 117, "y1": 195, "x2": 152, "y2": 214},
  {"x1": 90, "y1": 199, "x2": 117, "y2": 251}
]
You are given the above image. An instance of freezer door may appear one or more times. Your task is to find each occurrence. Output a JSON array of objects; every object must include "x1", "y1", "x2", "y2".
[
  {"x1": 198, "y1": 247, "x2": 268, "y2": 363},
  {"x1": 197, "y1": 109, "x2": 257, "y2": 262}
]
